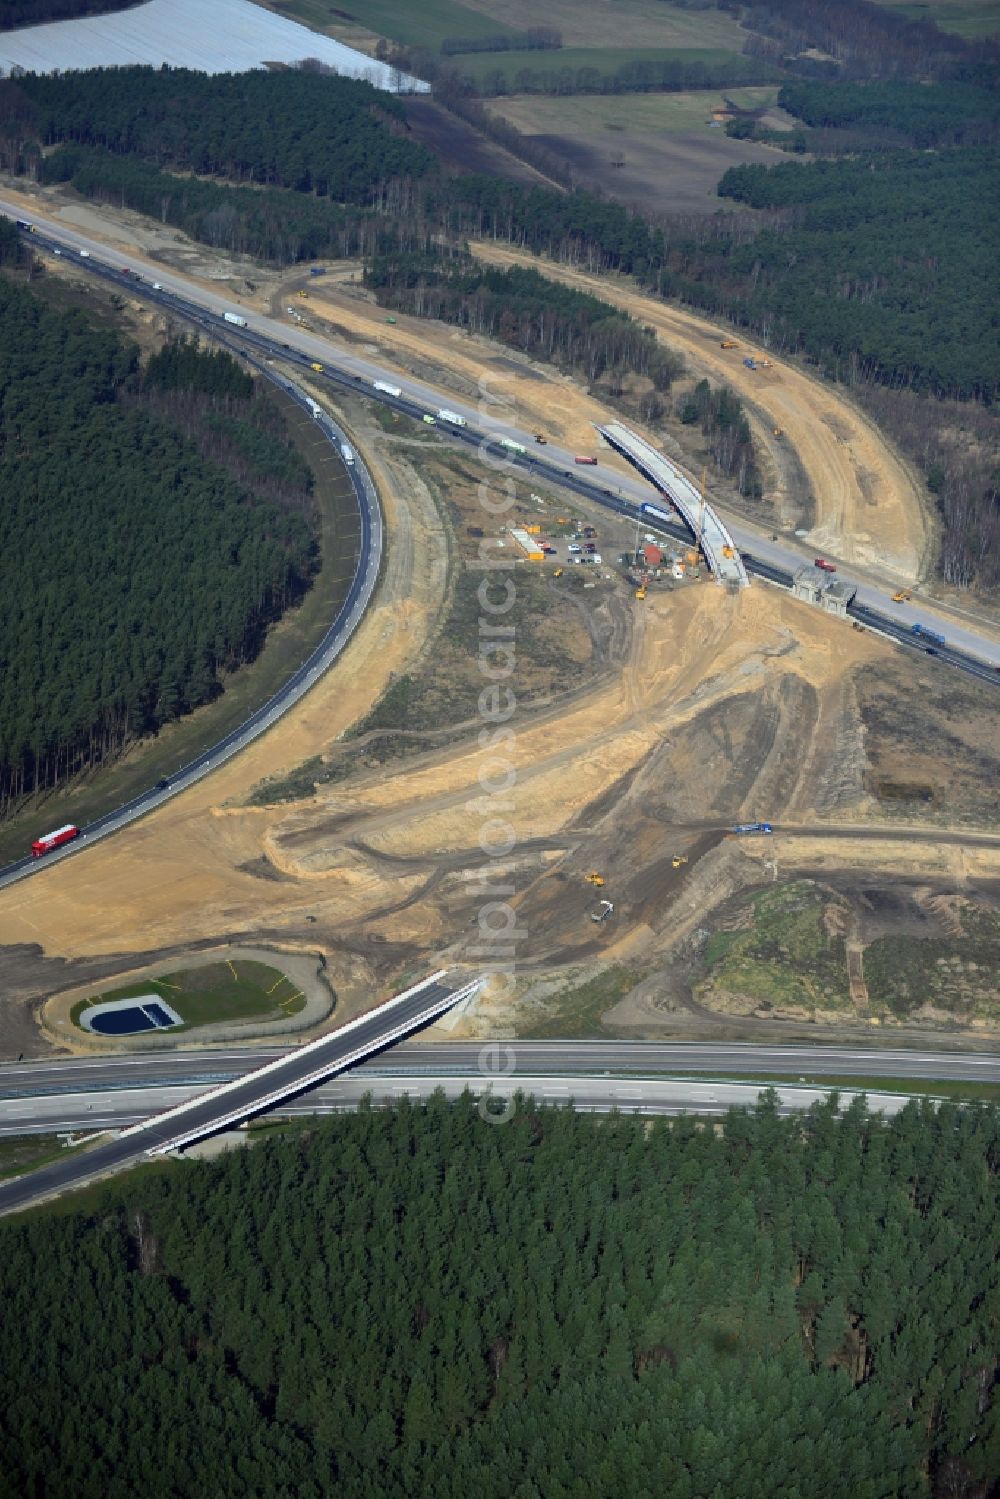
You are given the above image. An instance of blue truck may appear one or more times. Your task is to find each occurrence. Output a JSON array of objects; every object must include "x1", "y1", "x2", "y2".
[
  {"x1": 911, "y1": 623, "x2": 945, "y2": 648},
  {"x1": 732, "y1": 823, "x2": 773, "y2": 835}
]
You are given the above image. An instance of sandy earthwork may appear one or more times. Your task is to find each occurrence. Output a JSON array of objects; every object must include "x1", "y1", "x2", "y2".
[{"x1": 470, "y1": 244, "x2": 933, "y2": 583}]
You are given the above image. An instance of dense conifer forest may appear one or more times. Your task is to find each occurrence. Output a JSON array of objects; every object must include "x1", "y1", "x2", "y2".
[
  {"x1": 18, "y1": 67, "x2": 437, "y2": 200},
  {"x1": 0, "y1": 0, "x2": 132, "y2": 27},
  {"x1": 0, "y1": 1095, "x2": 996, "y2": 1497},
  {"x1": 0, "y1": 279, "x2": 319, "y2": 811}
]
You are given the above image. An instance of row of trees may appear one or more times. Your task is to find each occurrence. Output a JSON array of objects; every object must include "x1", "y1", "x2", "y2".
[
  {"x1": 0, "y1": 1094, "x2": 996, "y2": 1496},
  {"x1": 438, "y1": 54, "x2": 778, "y2": 98},
  {"x1": 4, "y1": 64, "x2": 995, "y2": 585},
  {"x1": 0, "y1": 279, "x2": 319, "y2": 812},
  {"x1": 366, "y1": 254, "x2": 684, "y2": 390},
  {"x1": 439, "y1": 27, "x2": 562, "y2": 57}
]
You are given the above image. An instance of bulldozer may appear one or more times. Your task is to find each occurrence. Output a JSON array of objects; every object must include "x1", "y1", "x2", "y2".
[
  {"x1": 722, "y1": 545, "x2": 735, "y2": 559},
  {"x1": 635, "y1": 587, "x2": 647, "y2": 600},
  {"x1": 671, "y1": 855, "x2": 688, "y2": 870},
  {"x1": 585, "y1": 872, "x2": 606, "y2": 887},
  {"x1": 296, "y1": 289, "x2": 309, "y2": 299}
]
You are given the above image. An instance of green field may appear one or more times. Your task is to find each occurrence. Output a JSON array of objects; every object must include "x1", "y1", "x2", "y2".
[
  {"x1": 518, "y1": 968, "x2": 639, "y2": 1039},
  {"x1": 280, "y1": 0, "x2": 747, "y2": 50},
  {"x1": 279, "y1": 0, "x2": 521, "y2": 48},
  {"x1": 0, "y1": 1135, "x2": 85, "y2": 1183},
  {"x1": 71, "y1": 960, "x2": 306, "y2": 1034},
  {"x1": 490, "y1": 86, "x2": 781, "y2": 138},
  {"x1": 872, "y1": 0, "x2": 1000, "y2": 36}
]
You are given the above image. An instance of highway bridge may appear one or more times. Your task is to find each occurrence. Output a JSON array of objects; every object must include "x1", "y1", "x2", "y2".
[
  {"x1": 2, "y1": 1033, "x2": 995, "y2": 1215},
  {"x1": 596, "y1": 420, "x2": 749, "y2": 586},
  {"x1": 0, "y1": 972, "x2": 480, "y2": 1215},
  {"x1": 1, "y1": 207, "x2": 997, "y2": 893}
]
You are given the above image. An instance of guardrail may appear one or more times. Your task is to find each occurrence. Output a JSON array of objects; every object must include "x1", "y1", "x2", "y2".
[{"x1": 112, "y1": 971, "x2": 482, "y2": 1155}]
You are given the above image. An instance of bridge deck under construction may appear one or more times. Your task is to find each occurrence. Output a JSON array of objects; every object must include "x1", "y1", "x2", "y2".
[{"x1": 596, "y1": 420, "x2": 749, "y2": 587}]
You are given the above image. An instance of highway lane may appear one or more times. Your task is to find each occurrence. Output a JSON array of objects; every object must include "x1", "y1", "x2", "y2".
[
  {"x1": 0, "y1": 304, "x2": 382, "y2": 889},
  {"x1": 0, "y1": 975, "x2": 469, "y2": 1215},
  {"x1": 0, "y1": 1076, "x2": 923, "y2": 1147},
  {"x1": 7, "y1": 202, "x2": 1000, "y2": 672},
  {"x1": 1, "y1": 1041, "x2": 996, "y2": 1101},
  {"x1": 0, "y1": 209, "x2": 995, "y2": 892}
]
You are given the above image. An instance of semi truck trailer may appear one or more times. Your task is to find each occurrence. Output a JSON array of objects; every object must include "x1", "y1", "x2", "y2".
[
  {"x1": 32, "y1": 825, "x2": 79, "y2": 858},
  {"x1": 224, "y1": 313, "x2": 247, "y2": 327}
]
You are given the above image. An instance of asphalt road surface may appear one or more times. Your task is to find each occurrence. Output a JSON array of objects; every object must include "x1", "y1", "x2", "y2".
[
  {"x1": 0, "y1": 1076, "x2": 924, "y2": 1146},
  {"x1": 0, "y1": 329, "x2": 382, "y2": 891},
  {"x1": 0, "y1": 978, "x2": 462, "y2": 1216},
  {"x1": 6, "y1": 204, "x2": 1000, "y2": 674},
  {"x1": 1, "y1": 1041, "x2": 995, "y2": 1104}
]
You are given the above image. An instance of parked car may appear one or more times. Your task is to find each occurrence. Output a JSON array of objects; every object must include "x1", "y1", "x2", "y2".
[{"x1": 568, "y1": 544, "x2": 582, "y2": 553}]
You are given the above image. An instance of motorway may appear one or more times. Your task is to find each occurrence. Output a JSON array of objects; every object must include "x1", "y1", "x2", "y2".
[
  {"x1": 1, "y1": 1041, "x2": 995, "y2": 1105},
  {"x1": 0, "y1": 975, "x2": 468, "y2": 1215},
  {"x1": 0, "y1": 1076, "x2": 927, "y2": 1143},
  {"x1": 0, "y1": 270, "x2": 383, "y2": 888},
  {"x1": 5, "y1": 201, "x2": 1000, "y2": 676},
  {"x1": 0, "y1": 206, "x2": 996, "y2": 889}
]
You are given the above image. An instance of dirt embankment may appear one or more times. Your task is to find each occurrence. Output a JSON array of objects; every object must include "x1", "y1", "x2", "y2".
[{"x1": 470, "y1": 244, "x2": 932, "y2": 584}]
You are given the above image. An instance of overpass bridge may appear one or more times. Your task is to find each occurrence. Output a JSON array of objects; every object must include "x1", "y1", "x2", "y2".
[
  {"x1": 596, "y1": 420, "x2": 749, "y2": 587},
  {"x1": 0, "y1": 971, "x2": 480, "y2": 1215}
]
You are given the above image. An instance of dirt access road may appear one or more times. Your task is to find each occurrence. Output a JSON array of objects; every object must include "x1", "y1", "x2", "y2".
[{"x1": 472, "y1": 244, "x2": 932, "y2": 584}]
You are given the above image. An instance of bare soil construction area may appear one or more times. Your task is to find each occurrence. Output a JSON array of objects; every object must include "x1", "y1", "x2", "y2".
[
  {"x1": 471, "y1": 244, "x2": 932, "y2": 583},
  {"x1": 4, "y1": 505, "x2": 999, "y2": 1055},
  {"x1": 0, "y1": 186, "x2": 994, "y2": 1057}
]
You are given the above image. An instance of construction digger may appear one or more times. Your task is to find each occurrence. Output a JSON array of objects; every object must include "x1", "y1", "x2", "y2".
[
  {"x1": 585, "y1": 872, "x2": 606, "y2": 887},
  {"x1": 671, "y1": 855, "x2": 688, "y2": 870}
]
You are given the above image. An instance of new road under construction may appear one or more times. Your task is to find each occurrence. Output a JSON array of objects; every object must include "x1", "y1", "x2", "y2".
[{"x1": 1, "y1": 203, "x2": 999, "y2": 1086}]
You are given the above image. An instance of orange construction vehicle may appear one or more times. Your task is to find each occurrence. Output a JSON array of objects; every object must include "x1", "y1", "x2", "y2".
[{"x1": 720, "y1": 340, "x2": 739, "y2": 349}]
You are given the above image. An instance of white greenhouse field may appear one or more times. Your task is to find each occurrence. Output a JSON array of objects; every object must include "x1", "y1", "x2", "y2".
[{"x1": 0, "y1": 0, "x2": 429, "y2": 89}]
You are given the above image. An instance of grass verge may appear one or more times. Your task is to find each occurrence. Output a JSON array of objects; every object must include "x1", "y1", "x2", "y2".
[
  {"x1": 71, "y1": 959, "x2": 306, "y2": 1034},
  {"x1": 518, "y1": 968, "x2": 639, "y2": 1039}
]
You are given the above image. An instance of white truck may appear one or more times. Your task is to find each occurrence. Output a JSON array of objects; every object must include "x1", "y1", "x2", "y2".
[
  {"x1": 436, "y1": 408, "x2": 467, "y2": 426},
  {"x1": 373, "y1": 380, "x2": 402, "y2": 397},
  {"x1": 223, "y1": 312, "x2": 247, "y2": 327},
  {"x1": 340, "y1": 442, "x2": 355, "y2": 465},
  {"x1": 305, "y1": 397, "x2": 322, "y2": 420}
]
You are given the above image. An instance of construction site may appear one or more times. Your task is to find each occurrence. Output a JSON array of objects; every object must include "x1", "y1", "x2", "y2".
[{"x1": 0, "y1": 178, "x2": 998, "y2": 1057}]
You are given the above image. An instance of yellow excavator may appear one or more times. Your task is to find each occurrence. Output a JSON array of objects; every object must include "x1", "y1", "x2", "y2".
[
  {"x1": 585, "y1": 872, "x2": 606, "y2": 887},
  {"x1": 671, "y1": 855, "x2": 688, "y2": 870},
  {"x1": 635, "y1": 587, "x2": 647, "y2": 600}
]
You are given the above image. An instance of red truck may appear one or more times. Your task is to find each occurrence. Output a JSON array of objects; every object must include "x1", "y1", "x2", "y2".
[
  {"x1": 575, "y1": 456, "x2": 598, "y2": 465},
  {"x1": 31, "y1": 824, "x2": 79, "y2": 858},
  {"x1": 814, "y1": 557, "x2": 837, "y2": 573}
]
